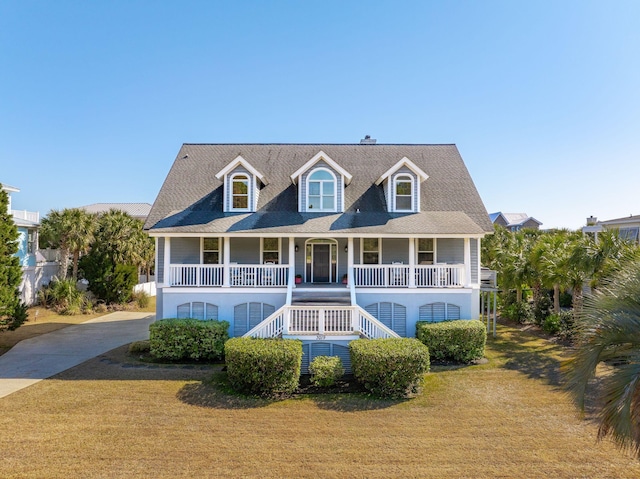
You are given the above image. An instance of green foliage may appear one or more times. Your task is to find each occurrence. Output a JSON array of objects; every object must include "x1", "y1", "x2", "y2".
[
  {"x1": 1, "y1": 301, "x2": 28, "y2": 331},
  {"x1": 309, "y1": 356, "x2": 344, "y2": 387},
  {"x1": 533, "y1": 291, "x2": 552, "y2": 326},
  {"x1": 559, "y1": 291, "x2": 573, "y2": 308},
  {"x1": 149, "y1": 318, "x2": 229, "y2": 362},
  {"x1": 349, "y1": 338, "x2": 430, "y2": 398},
  {"x1": 128, "y1": 340, "x2": 151, "y2": 354},
  {"x1": 416, "y1": 320, "x2": 486, "y2": 363},
  {"x1": 0, "y1": 184, "x2": 22, "y2": 331},
  {"x1": 224, "y1": 338, "x2": 302, "y2": 397},
  {"x1": 501, "y1": 301, "x2": 533, "y2": 323},
  {"x1": 543, "y1": 311, "x2": 575, "y2": 340},
  {"x1": 131, "y1": 290, "x2": 150, "y2": 309},
  {"x1": 41, "y1": 278, "x2": 87, "y2": 315},
  {"x1": 81, "y1": 252, "x2": 137, "y2": 304}
]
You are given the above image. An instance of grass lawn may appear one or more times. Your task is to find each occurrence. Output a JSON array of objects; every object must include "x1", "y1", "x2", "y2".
[
  {"x1": 1, "y1": 320, "x2": 639, "y2": 478},
  {"x1": 0, "y1": 298, "x2": 157, "y2": 356}
]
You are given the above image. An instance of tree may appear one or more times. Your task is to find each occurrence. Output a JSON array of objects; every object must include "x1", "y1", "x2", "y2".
[
  {"x1": 565, "y1": 256, "x2": 640, "y2": 456},
  {"x1": 0, "y1": 184, "x2": 26, "y2": 331},
  {"x1": 40, "y1": 208, "x2": 96, "y2": 280}
]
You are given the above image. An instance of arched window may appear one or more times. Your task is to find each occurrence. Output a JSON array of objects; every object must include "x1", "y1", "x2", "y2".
[
  {"x1": 231, "y1": 174, "x2": 249, "y2": 210},
  {"x1": 307, "y1": 169, "x2": 336, "y2": 211},
  {"x1": 394, "y1": 175, "x2": 413, "y2": 211}
]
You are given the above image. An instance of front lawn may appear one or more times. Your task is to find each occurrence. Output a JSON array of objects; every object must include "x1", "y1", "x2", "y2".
[{"x1": 0, "y1": 321, "x2": 639, "y2": 478}]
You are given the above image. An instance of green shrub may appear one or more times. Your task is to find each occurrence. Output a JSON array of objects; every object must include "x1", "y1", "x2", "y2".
[
  {"x1": 542, "y1": 314, "x2": 561, "y2": 335},
  {"x1": 533, "y1": 292, "x2": 552, "y2": 326},
  {"x1": 131, "y1": 290, "x2": 150, "y2": 309},
  {"x1": 225, "y1": 338, "x2": 302, "y2": 397},
  {"x1": 1, "y1": 301, "x2": 28, "y2": 331},
  {"x1": 416, "y1": 319, "x2": 486, "y2": 363},
  {"x1": 149, "y1": 318, "x2": 229, "y2": 361},
  {"x1": 349, "y1": 338, "x2": 430, "y2": 398},
  {"x1": 40, "y1": 279, "x2": 87, "y2": 315},
  {"x1": 309, "y1": 356, "x2": 344, "y2": 387},
  {"x1": 129, "y1": 340, "x2": 151, "y2": 354},
  {"x1": 501, "y1": 301, "x2": 533, "y2": 323},
  {"x1": 543, "y1": 311, "x2": 575, "y2": 341}
]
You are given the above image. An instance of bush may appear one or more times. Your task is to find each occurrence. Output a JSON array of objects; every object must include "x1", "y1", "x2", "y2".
[
  {"x1": 39, "y1": 278, "x2": 87, "y2": 315},
  {"x1": 533, "y1": 292, "x2": 552, "y2": 326},
  {"x1": 131, "y1": 291, "x2": 150, "y2": 309},
  {"x1": 416, "y1": 319, "x2": 486, "y2": 363},
  {"x1": 0, "y1": 301, "x2": 28, "y2": 331},
  {"x1": 543, "y1": 311, "x2": 575, "y2": 341},
  {"x1": 225, "y1": 338, "x2": 302, "y2": 397},
  {"x1": 81, "y1": 252, "x2": 138, "y2": 304},
  {"x1": 309, "y1": 356, "x2": 344, "y2": 387},
  {"x1": 149, "y1": 318, "x2": 229, "y2": 361},
  {"x1": 129, "y1": 340, "x2": 151, "y2": 354},
  {"x1": 501, "y1": 301, "x2": 533, "y2": 323},
  {"x1": 349, "y1": 338, "x2": 430, "y2": 398}
]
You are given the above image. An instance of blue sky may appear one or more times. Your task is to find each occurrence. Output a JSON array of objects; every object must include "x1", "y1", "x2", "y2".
[{"x1": 1, "y1": 0, "x2": 638, "y2": 229}]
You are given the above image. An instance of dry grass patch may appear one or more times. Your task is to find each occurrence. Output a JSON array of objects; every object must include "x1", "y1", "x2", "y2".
[{"x1": 1, "y1": 324, "x2": 639, "y2": 478}]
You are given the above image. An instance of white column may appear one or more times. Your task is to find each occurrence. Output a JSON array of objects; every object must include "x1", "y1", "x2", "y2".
[
  {"x1": 222, "y1": 237, "x2": 231, "y2": 288},
  {"x1": 163, "y1": 237, "x2": 171, "y2": 287},
  {"x1": 347, "y1": 237, "x2": 354, "y2": 286},
  {"x1": 154, "y1": 237, "x2": 158, "y2": 285},
  {"x1": 464, "y1": 237, "x2": 471, "y2": 287},
  {"x1": 408, "y1": 237, "x2": 416, "y2": 288},
  {"x1": 288, "y1": 236, "x2": 295, "y2": 287}
]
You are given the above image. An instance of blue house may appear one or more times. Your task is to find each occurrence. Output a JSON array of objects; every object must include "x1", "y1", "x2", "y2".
[{"x1": 145, "y1": 141, "x2": 493, "y2": 369}]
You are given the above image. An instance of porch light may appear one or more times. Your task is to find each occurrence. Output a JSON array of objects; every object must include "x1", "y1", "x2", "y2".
[
  {"x1": 344, "y1": 244, "x2": 348, "y2": 253},
  {"x1": 295, "y1": 244, "x2": 299, "y2": 252}
]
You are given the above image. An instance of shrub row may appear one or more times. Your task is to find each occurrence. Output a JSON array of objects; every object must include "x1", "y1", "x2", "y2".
[
  {"x1": 349, "y1": 338, "x2": 430, "y2": 398},
  {"x1": 149, "y1": 318, "x2": 229, "y2": 361},
  {"x1": 309, "y1": 356, "x2": 344, "y2": 387},
  {"x1": 416, "y1": 319, "x2": 486, "y2": 363},
  {"x1": 225, "y1": 338, "x2": 302, "y2": 397}
]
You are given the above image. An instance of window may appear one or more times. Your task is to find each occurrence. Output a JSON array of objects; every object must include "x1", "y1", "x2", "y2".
[
  {"x1": 231, "y1": 174, "x2": 249, "y2": 209},
  {"x1": 362, "y1": 238, "x2": 380, "y2": 264},
  {"x1": 262, "y1": 238, "x2": 280, "y2": 264},
  {"x1": 417, "y1": 238, "x2": 434, "y2": 264},
  {"x1": 203, "y1": 238, "x2": 220, "y2": 264},
  {"x1": 307, "y1": 169, "x2": 335, "y2": 211},
  {"x1": 619, "y1": 227, "x2": 640, "y2": 243},
  {"x1": 27, "y1": 229, "x2": 36, "y2": 254},
  {"x1": 394, "y1": 175, "x2": 413, "y2": 211},
  {"x1": 177, "y1": 302, "x2": 219, "y2": 320}
]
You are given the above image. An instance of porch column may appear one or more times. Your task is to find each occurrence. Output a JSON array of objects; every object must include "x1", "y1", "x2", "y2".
[
  {"x1": 222, "y1": 237, "x2": 230, "y2": 288},
  {"x1": 163, "y1": 237, "x2": 171, "y2": 287},
  {"x1": 347, "y1": 237, "x2": 354, "y2": 286},
  {"x1": 408, "y1": 237, "x2": 416, "y2": 288},
  {"x1": 288, "y1": 236, "x2": 295, "y2": 287},
  {"x1": 464, "y1": 237, "x2": 471, "y2": 287}
]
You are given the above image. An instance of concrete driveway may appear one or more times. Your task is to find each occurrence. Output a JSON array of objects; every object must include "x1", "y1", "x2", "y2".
[{"x1": 0, "y1": 312, "x2": 155, "y2": 399}]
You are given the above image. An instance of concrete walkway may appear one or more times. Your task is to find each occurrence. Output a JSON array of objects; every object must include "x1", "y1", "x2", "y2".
[{"x1": 0, "y1": 312, "x2": 155, "y2": 399}]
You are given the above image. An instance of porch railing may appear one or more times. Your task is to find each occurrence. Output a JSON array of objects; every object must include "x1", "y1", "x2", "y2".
[
  {"x1": 168, "y1": 264, "x2": 289, "y2": 287},
  {"x1": 353, "y1": 264, "x2": 465, "y2": 288},
  {"x1": 11, "y1": 210, "x2": 40, "y2": 223},
  {"x1": 243, "y1": 305, "x2": 400, "y2": 339}
]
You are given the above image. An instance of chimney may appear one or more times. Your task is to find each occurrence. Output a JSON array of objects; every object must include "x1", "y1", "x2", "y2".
[
  {"x1": 586, "y1": 216, "x2": 598, "y2": 226},
  {"x1": 359, "y1": 135, "x2": 376, "y2": 145}
]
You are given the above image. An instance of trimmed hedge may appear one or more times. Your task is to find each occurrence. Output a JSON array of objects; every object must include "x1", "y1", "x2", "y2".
[
  {"x1": 225, "y1": 338, "x2": 302, "y2": 397},
  {"x1": 149, "y1": 318, "x2": 229, "y2": 361},
  {"x1": 415, "y1": 319, "x2": 486, "y2": 363},
  {"x1": 349, "y1": 338, "x2": 430, "y2": 398},
  {"x1": 309, "y1": 356, "x2": 345, "y2": 387}
]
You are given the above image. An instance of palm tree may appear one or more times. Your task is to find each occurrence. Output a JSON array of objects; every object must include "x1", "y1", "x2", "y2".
[
  {"x1": 40, "y1": 208, "x2": 96, "y2": 280},
  {"x1": 94, "y1": 209, "x2": 140, "y2": 264},
  {"x1": 564, "y1": 256, "x2": 640, "y2": 456}
]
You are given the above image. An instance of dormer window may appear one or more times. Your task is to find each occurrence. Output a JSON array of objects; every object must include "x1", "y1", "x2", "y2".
[
  {"x1": 307, "y1": 169, "x2": 336, "y2": 211},
  {"x1": 231, "y1": 174, "x2": 249, "y2": 210},
  {"x1": 394, "y1": 175, "x2": 413, "y2": 211}
]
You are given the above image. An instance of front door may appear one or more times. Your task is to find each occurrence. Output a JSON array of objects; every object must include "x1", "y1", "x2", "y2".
[{"x1": 312, "y1": 244, "x2": 330, "y2": 282}]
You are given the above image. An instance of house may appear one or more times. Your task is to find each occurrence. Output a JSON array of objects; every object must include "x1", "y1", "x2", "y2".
[
  {"x1": 145, "y1": 142, "x2": 493, "y2": 370},
  {"x1": 489, "y1": 212, "x2": 542, "y2": 231},
  {"x1": 582, "y1": 215, "x2": 640, "y2": 243},
  {"x1": 79, "y1": 203, "x2": 152, "y2": 221},
  {"x1": 1, "y1": 183, "x2": 57, "y2": 305}
]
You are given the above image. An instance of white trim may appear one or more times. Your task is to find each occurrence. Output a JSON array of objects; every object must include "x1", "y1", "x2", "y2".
[
  {"x1": 289, "y1": 150, "x2": 353, "y2": 185},
  {"x1": 201, "y1": 237, "x2": 222, "y2": 264},
  {"x1": 229, "y1": 173, "x2": 251, "y2": 212},
  {"x1": 360, "y1": 237, "x2": 381, "y2": 265},
  {"x1": 375, "y1": 156, "x2": 429, "y2": 185},
  {"x1": 393, "y1": 174, "x2": 414, "y2": 212},
  {"x1": 304, "y1": 238, "x2": 339, "y2": 283},
  {"x1": 305, "y1": 167, "x2": 338, "y2": 213},
  {"x1": 261, "y1": 237, "x2": 281, "y2": 264},
  {"x1": 416, "y1": 237, "x2": 437, "y2": 264},
  {"x1": 215, "y1": 155, "x2": 267, "y2": 184},
  {"x1": 149, "y1": 232, "x2": 488, "y2": 240}
]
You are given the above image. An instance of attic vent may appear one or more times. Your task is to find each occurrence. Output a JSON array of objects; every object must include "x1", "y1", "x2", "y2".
[{"x1": 360, "y1": 135, "x2": 376, "y2": 145}]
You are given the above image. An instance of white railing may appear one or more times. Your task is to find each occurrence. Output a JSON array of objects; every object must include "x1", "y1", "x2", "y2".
[
  {"x1": 168, "y1": 264, "x2": 289, "y2": 287},
  {"x1": 243, "y1": 305, "x2": 400, "y2": 339},
  {"x1": 230, "y1": 264, "x2": 289, "y2": 287},
  {"x1": 169, "y1": 264, "x2": 224, "y2": 287},
  {"x1": 353, "y1": 264, "x2": 464, "y2": 288},
  {"x1": 11, "y1": 210, "x2": 39, "y2": 223}
]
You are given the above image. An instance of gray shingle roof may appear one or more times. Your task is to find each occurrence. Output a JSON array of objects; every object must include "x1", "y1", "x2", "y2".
[
  {"x1": 145, "y1": 144, "x2": 493, "y2": 236},
  {"x1": 80, "y1": 203, "x2": 152, "y2": 219}
]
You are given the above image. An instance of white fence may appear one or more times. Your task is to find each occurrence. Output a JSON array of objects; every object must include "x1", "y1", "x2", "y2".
[
  {"x1": 20, "y1": 262, "x2": 58, "y2": 305},
  {"x1": 133, "y1": 281, "x2": 156, "y2": 297}
]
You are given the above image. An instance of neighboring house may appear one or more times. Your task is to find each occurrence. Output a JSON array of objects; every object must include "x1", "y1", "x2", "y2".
[
  {"x1": 489, "y1": 212, "x2": 542, "y2": 231},
  {"x1": 582, "y1": 215, "x2": 640, "y2": 243},
  {"x1": 1, "y1": 183, "x2": 57, "y2": 305},
  {"x1": 79, "y1": 203, "x2": 152, "y2": 221},
  {"x1": 145, "y1": 142, "x2": 493, "y2": 370}
]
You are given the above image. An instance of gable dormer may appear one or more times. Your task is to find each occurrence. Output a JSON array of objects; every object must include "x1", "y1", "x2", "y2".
[
  {"x1": 375, "y1": 157, "x2": 428, "y2": 213},
  {"x1": 290, "y1": 151, "x2": 352, "y2": 213},
  {"x1": 215, "y1": 156, "x2": 267, "y2": 213}
]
